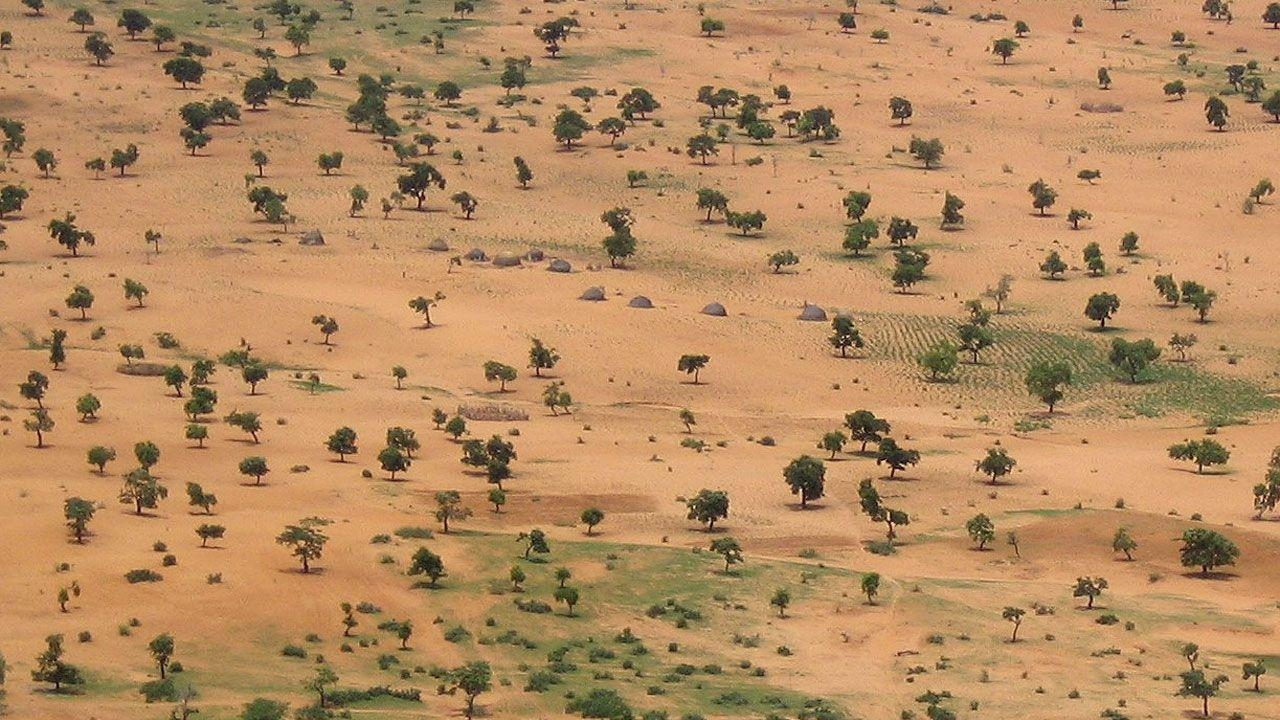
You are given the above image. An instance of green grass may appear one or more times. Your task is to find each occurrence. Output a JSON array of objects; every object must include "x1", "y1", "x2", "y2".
[{"x1": 287, "y1": 379, "x2": 344, "y2": 393}]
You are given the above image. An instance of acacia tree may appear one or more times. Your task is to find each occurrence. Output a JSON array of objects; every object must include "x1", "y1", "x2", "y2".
[
  {"x1": 782, "y1": 455, "x2": 826, "y2": 508},
  {"x1": 709, "y1": 536, "x2": 743, "y2": 573},
  {"x1": 276, "y1": 519, "x2": 329, "y2": 573},
  {"x1": 875, "y1": 438, "x2": 920, "y2": 479},
  {"x1": 677, "y1": 354, "x2": 710, "y2": 383},
  {"x1": 1024, "y1": 361, "x2": 1071, "y2": 412},
  {"x1": 1168, "y1": 439, "x2": 1229, "y2": 474},
  {"x1": 64, "y1": 497, "x2": 96, "y2": 543},
  {"x1": 1179, "y1": 528, "x2": 1238, "y2": 576},
  {"x1": 686, "y1": 489, "x2": 729, "y2": 530},
  {"x1": 1071, "y1": 576, "x2": 1108, "y2": 609},
  {"x1": 975, "y1": 447, "x2": 1016, "y2": 484},
  {"x1": 409, "y1": 292, "x2": 446, "y2": 328}
]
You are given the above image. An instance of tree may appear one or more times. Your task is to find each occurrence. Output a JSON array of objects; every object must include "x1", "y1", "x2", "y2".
[
  {"x1": 149, "y1": 634, "x2": 175, "y2": 679},
  {"x1": 435, "y1": 490, "x2": 472, "y2": 533},
  {"x1": 966, "y1": 513, "x2": 995, "y2": 549},
  {"x1": 185, "y1": 386, "x2": 217, "y2": 421},
  {"x1": 163, "y1": 57, "x2": 204, "y2": 88},
  {"x1": 875, "y1": 438, "x2": 920, "y2": 479},
  {"x1": 448, "y1": 190, "x2": 478, "y2": 219},
  {"x1": 377, "y1": 446, "x2": 410, "y2": 480},
  {"x1": 726, "y1": 210, "x2": 767, "y2": 236},
  {"x1": 119, "y1": 344, "x2": 145, "y2": 366},
  {"x1": 842, "y1": 219, "x2": 878, "y2": 257},
  {"x1": 241, "y1": 698, "x2": 288, "y2": 720},
  {"x1": 1109, "y1": 337, "x2": 1160, "y2": 382},
  {"x1": 1242, "y1": 659, "x2": 1267, "y2": 693},
  {"x1": 159, "y1": 366, "x2": 188, "y2": 398},
  {"x1": 1063, "y1": 576, "x2": 1108, "y2": 611},
  {"x1": 306, "y1": 666, "x2": 339, "y2": 709},
  {"x1": 828, "y1": 316, "x2": 865, "y2": 358},
  {"x1": 309, "y1": 314, "x2": 339, "y2": 345},
  {"x1": 782, "y1": 455, "x2": 827, "y2": 508},
  {"x1": 286, "y1": 77, "x2": 317, "y2": 104},
  {"x1": 276, "y1": 519, "x2": 329, "y2": 573},
  {"x1": 0, "y1": 184, "x2": 29, "y2": 219},
  {"x1": 1187, "y1": 287, "x2": 1216, "y2": 322},
  {"x1": 32, "y1": 147, "x2": 57, "y2": 178},
  {"x1": 845, "y1": 411, "x2": 889, "y2": 453},
  {"x1": 433, "y1": 80, "x2": 462, "y2": 106},
  {"x1": 444, "y1": 415, "x2": 468, "y2": 440},
  {"x1": 957, "y1": 323, "x2": 994, "y2": 364},
  {"x1": 84, "y1": 32, "x2": 114, "y2": 65},
  {"x1": 892, "y1": 248, "x2": 929, "y2": 292},
  {"x1": 186, "y1": 482, "x2": 217, "y2": 514},
  {"x1": 64, "y1": 497, "x2": 95, "y2": 543},
  {"x1": 552, "y1": 108, "x2": 592, "y2": 148},
  {"x1": 710, "y1": 537, "x2": 743, "y2": 573},
  {"x1": 75, "y1": 392, "x2": 101, "y2": 420},
  {"x1": 31, "y1": 634, "x2": 83, "y2": 692},
  {"x1": 1106, "y1": 527, "x2": 1138, "y2": 561},
  {"x1": 119, "y1": 467, "x2": 166, "y2": 514},
  {"x1": 1205, "y1": 95, "x2": 1229, "y2": 131},
  {"x1": 542, "y1": 381, "x2": 573, "y2": 416},
  {"x1": 1024, "y1": 361, "x2": 1072, "y2": 412},
  {"x1": 19, "y1": 369, "x2": 50, "y2": 409},
  {"x1": 242, "y1": 77, "x2": 271, "y2": 109},
  {"x1": 320, "y1": 427, "x2": 358, "y2": 463},
  {"x1": 1249, "y1": 178, "x2": 1275, "y2": 203},
  {"x1": 116, "y1": 281, "x2": 149, "y2": 312},
  {"x1": 24, "y1": 408, "x2": 53, "y2": 447},
  {"x1": 397, "y1": 162, "x2": 446, "y2": 210},
  {"x1": 49, "y1": 214, "x2": 96, "y2": 257},
  {"x1": 1179, "y1": 528, "x2": 1239, "y2": 576},
  {"x1": 518, "y1": 528, "x2": 550, "y2": 559},
  {"x1": 408, "y1": 547, "x2": 446, "y2": 587},
  {"x1": 770, "y1": 588, "x2": 791, "y2": 618},
  {"x1": 686, "y1": 489, "x2": 730, "y2": 530},
  {"x1": 118, "y1": 8, "x2": 152, "y2": 38},
  {"x1": 601, "y1": 228, "x2": 637, "y2": 268},
  {"x1": 87, "y1": 445, "x2": 116, "y2": 473},
  {"x1": 1179, "y1": 670, "x2": 1229, "y2": 718},
  {"x1": 697, "y1": 188, "x2": 730, "y2": 222},
  {"x1": 339, "y1": 602, "x2": 358, "y2": 637},
  {"x1": 1028, "y1": 179, "x2": 1057, "y2": 215},
  {"x1": 69, "y1": 7, "x2": 94, "y2": 30},
  {"x1": 573, "y1": 508, "x2": 605, "y2": 537},
  {"x1": 975, "y1": 447, "x2": 1016, "y2": 484},
  {"x1": 677, "y1": 354, "x2": 710, "y2": 384},
  {"x1": 193, "y1": 523, "x2": 224, "y2": 549},
  {"x1": 1084, "y1": 292, "x2": 1120, "y2": 329},
  {"x1": 918, "y1": 342, "x2": 958, "y2": 381},
  {"x1": 241, "y1": 364, "x2": 268, "y2": 394},
  {"x1": 932, "y1": 193, "x2": 966, "y2": 232},
  {"x1": 1001, "y1": 607, "x2": 1025, "y2": 642},
  {"x1": 408, "y1": 292, "x2": 445, "y2": 328},
  {"x1": 1264, "y1": 1, "x2": 1280, "y2": 27},
  {"x1": 512, "y1": 156, "x2": 534, "y2": 188},
  {"x1": 233, "y1": 456, "x2": 269, "y2": 486},
  {"x1": 1067, "y1": 207, "x2": 1092, "y2": 230},
  {"x1": 908, "y1": 136, "x2": 944, "y2": 168},
  {"x1": 861, "y1": 572, "x2": 881, "y2": 604},
  {"x1": 1262, "y1": 90, "x2": 1280, "y2": 122},
  {"x1": 886, "y1": 217, "x2": 918, "y2": 247},
  {"x1": 686, "y1": 134, "x2": 719, "y2": 165},
  {"x1": 554, "y1": 586, "x2": 580, "y2": 616},
  {"x1": 452, "y1": 661, "x2": 492, "y2": 719},
  {"x1": 884, "y1": 96, "x2": 914, "y2": 127},
  {"x1": 1097, "y1": 66, "x2": 1111, "y2": 89},
  {"x1": 1168, "y1": 439, "x2": 1230, "y2": 474},
  {"x1": 992, "y1": 37, "x2": 1019, "y2": 63},
  {"x1": 284, "y1": 24, "x2": 310, "y2": 55},
  {"x1": 347, "y1": 184, "x2": 369, "y2": 217}
]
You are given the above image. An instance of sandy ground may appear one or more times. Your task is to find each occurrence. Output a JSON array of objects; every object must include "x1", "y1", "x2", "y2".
[{"x1": 1, "y1": 0, "x2": 1279, "y2": 718}]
